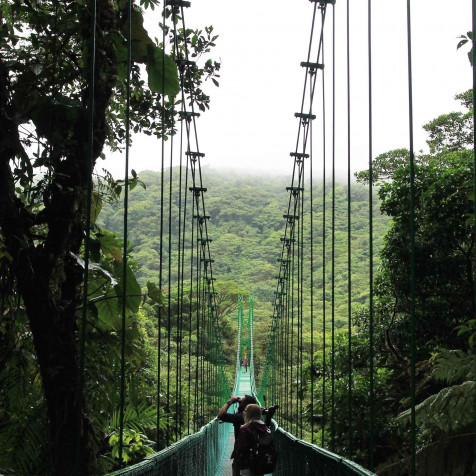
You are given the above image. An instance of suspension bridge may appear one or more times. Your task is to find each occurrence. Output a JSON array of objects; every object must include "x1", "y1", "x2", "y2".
[
  {"x1": 1, "y1": 0, "x2": 474, "y2": 475},
  {"x1": 108, "y1": 295, "x2": 374, "y2": 476}
]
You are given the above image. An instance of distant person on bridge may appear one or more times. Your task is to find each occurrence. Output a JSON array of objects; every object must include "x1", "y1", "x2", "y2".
[
  {"x1": 217, "y1": 395, "x2": 278, "y2": 476},
  {"x1": 242, "y1": 354, "x2": 248, "y2": 372}
]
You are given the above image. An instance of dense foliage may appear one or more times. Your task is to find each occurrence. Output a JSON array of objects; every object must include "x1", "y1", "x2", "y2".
[
  {"x1": 306, "y1": 89, "x2": 475, "y2": 475},
  {"x1": 0, "y1": 1, "x2": 220, "y2": 473}
]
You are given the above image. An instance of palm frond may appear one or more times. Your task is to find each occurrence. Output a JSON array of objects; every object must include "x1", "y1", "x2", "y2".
[{"x1": 106, "y1": 402, "x2": 158, "y2": 436}]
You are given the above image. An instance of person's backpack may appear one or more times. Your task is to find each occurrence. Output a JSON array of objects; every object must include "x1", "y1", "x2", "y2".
[{"x1": 248, "y1": 424, "x2": 278, "y2": 474}]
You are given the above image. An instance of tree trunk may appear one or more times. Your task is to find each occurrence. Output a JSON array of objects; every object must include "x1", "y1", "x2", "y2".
[
  {"x1": 0, "y1": 0, "x2": 118, "y2": 471},
  {"x1": 16, "y1": 243, "x2": 95, "y2": 474}
]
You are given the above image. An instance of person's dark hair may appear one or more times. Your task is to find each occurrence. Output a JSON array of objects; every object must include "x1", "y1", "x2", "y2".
[{"x1": 238, "y1": 394, "x2": 256, "y2": 412}]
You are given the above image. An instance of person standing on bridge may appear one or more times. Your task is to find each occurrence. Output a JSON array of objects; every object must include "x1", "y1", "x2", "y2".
[
  {"x1": 242, "y1": 354, "x2": 248, "y2": 372},
  {"x1": 217, "y1": 394, "x2": 257, "y2": 475},
  {"x1": 217, "y1": 395, "x2": 278, "y2": 476},
  {"x1": 233, "y1": 404, "x2": 277, "y2": 476}
]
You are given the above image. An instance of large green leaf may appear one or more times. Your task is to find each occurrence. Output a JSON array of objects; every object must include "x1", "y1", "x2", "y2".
[
  {"x1": 126, "y1": 9, "x2": 154, "y2": 62},
  {"x1": 432, "y1": 349, "x2": 474, "y2": 384},
  {"x1": 146, "y1": 45, "x2": 180, "y2": 97},
  {"x1": 146, "y1": 281, "x2": 164, "y2": 306},
  {"x1": 95, "y1": 292, "x2": 121, "y2": 331},
  {"x1": 114, "y1": 262, "x2": 142, "y2": 314},
  {"x1": 90, "y1": 191, "x2": 103, "y2": 225},
  {"x1": 119, "y1": 9, "x2": 180, "y2": 97},
  {"x1": 98, "y1": 230, "x2": 123, "y2": 263}
]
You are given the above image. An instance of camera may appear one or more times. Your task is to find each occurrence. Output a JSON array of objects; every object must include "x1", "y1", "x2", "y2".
[{"x1": 261, "y1": 404, "x2": 279, "y2": 417}]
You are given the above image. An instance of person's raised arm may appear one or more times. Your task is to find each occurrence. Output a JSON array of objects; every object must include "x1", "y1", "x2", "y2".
[{"x1": 217, "y1": 395, "x2": 241, "y2": 419}]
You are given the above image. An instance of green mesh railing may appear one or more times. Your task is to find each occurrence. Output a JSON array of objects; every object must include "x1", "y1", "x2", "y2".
[
  {"x1": 249, "y1": 296, "x2": 257, "y2": 399},
  {"x1": 250, "y1": 297, "x2": 376, "y2": 476},
  {"x1": 234, "y1": 295, "x2": 243, "y2": 393},
  {"x1": 108, "y1": 300, "x2": 243, "y2": 476},
  {"x1": 271, "y1": 428, "x2": 376, "y2": 476},
  {"x1": 108, "y1": 419, "x2": 228, "y2": 476}
]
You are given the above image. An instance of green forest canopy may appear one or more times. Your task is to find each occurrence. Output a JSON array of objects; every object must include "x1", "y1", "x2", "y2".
[{"x1": 98, "y1": 170, "x2": 390, "y2": 330}]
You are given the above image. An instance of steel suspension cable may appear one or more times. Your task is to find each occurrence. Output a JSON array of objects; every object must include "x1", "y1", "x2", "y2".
[
  {"x1": 166, "y1": 47, "x2": 176, "y2": 448},
  {"x1": 346, "y1": 0, "x2": 353, "y2": 459},
  {"x1": 199, "y1": 254, "x2": 204, "y2": 426},
  {"x1": 178, "y1": 5, "x2": 223, "y2": 431},
  {"x1": 260, "y1": 0, "x2": 333, "y2": 447},
  {"x1": 286, "y1": 265, "x2": 291, "y2": 431},
  {"x1": 118, "y1": 0, "x2": 132, "y2": 465},
  {"x1": 305, "y1": 9, "x2": 318, "y2": 445},
  {"x1": 99, "y1": 0, "x2": 229, "y2": 459},
  {"x1": 167, "y1": 7, "x2": 191, "y2": 439},
  {"x1": 176, "y1": 118, "x2": 186, "y2": 439},
  {"x1": 170, "y1": 11, "x2": 192, "y2": 442},
  {"x1": 291, "y1": 226, "x2": 295, "y2": 434},
  {"x1": 309, "y1": 82, "x2": 315, "y2": 444},
  {"x1": 194, "y1": 214, "x2": 200, "y2": 432},
  {"x1": 367, "y1": 0, "x2": 375, "y2": 470},
  {"x1": 296, "y1": 2, "x2": 320, "y2": 150},
  {"x1": 275, "y1": 302, "x2": 280, "y2": 423},
  {"x1": 277, "y1": 314, "x2": 282, "y2": 416},
  {"x1": 330, "y1": 3, "x2": 336, "y2": 453},
  {"x1": 472, "y1": 1, "x2": 476, "y2": 474},
  {"x1": 187, "y1": 175, "x2": 194, "y2": 434},
  {"x1": 202, "y1": 271, "x2": 207, "y2": 422},
  {"x1": 299, "y1": 166, "x2": 304, "y2": 439},
  {"x1": 406, "y1": 2, "x2": 416, "y2": 474},
  {"x1": 271, "y1": 306, "x2": 279, "y2": 423},
  {"x1": 157, "y1": 0, "x2": 166, "y2": 450},
  {"x1": 76, "y1": 0, "x2": 97, "y2": 472},
  {"x1": 321, "y1": 8, "x2": 327, "y2": 446}
]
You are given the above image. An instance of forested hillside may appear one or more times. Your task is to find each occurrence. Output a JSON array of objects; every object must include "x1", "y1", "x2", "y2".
[{"x1": 98, "y1": 169, "x2": 390, "y2": 347}]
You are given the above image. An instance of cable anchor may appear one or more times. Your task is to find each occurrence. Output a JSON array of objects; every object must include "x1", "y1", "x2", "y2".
[
  {"x1": 189, "y1": 186, "x2": 207, "y2": 195},
  {"x1": 193, "y1": 214, "x2": 210, "y2": 222},
  {"x1": 294, "y1": 112, "x2": 316, "y2": 125},
  {"x1": 300, "y1": 61, "x2": 324, "y2": 75},
  {"x1": 286, "y1": 186, "x2": 304, "y2": 196},
  {"x1": 179, "y1": 111, "x2": 200, "y2": 121},
  {"x1": 176, "y1": 59, "x2": 196, "y2": 72}
]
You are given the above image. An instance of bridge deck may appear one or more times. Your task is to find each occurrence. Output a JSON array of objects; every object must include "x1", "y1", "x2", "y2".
[{"x1": 214, "y1": 369, "x2": 251, "y2": 476}]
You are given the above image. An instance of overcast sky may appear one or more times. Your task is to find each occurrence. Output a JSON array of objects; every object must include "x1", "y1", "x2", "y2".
[{"x1": 99, "y1": 0, "x2": 473, "y2": 179}]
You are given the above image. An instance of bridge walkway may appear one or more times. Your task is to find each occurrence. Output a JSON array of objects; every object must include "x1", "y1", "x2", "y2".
[{"x1": 214, "y1": 369, "x2": 251, "y2": 476}]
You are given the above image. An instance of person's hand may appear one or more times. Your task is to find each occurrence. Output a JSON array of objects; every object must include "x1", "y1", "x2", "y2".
[{"x1": 229, "y1": 395, "x2": 241, "y2": 404}]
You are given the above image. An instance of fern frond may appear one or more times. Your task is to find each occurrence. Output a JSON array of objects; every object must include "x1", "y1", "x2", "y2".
[
  {"x1": 432, "y1": 349, "x2": 473, "y2": 384},
  {"x1": 0, "y1": 404, "x2": 48, "y2": 474},
  {"x1": 397, "y1": 381, "x2": 474, "y2": 435}
]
